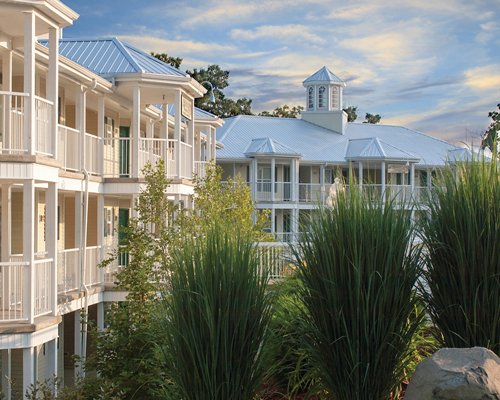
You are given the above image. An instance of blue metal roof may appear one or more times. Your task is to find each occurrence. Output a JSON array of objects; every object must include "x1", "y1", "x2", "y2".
[
  {"x1": 216, "y1": 115, "x2": 459, "y2": 166},
  {"x1": 39, "y1": 37, "x2": 186, "y2": 78},
  {"x1": 244, "y1": 137, "x2": 301, "y2": 157},
  {"x1": 303, "y1": 66, "x2": 346, "y2": 86},
  {"x1": 345, "y1": 137, "x2": 419, "y2": 161}
]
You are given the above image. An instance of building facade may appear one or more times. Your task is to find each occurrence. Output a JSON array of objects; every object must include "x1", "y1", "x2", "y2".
[
  {"x1": 216, "y1": 67, "x2": 460, "y2": 242},
  {"x1": 0, "y1": 1, "x2": 221, "y2": 397}
]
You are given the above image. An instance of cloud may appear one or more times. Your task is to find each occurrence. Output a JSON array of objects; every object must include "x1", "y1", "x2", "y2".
[
  {"x1": 231, "y1": 24, "x2": 326, "y2": 45},
  {"x1": 464, "y1": 64, "x2": 500, "y2": 91}
]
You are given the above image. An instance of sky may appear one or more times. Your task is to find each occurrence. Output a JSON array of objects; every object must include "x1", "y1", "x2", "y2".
[{"x1": 62, "y1": 0, "x2": 500, "y2": 145}]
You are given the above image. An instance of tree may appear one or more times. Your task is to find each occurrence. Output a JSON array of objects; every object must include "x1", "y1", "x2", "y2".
[
  {"x1": 364, "y1": 113, "x2": 381, "y2": 124},
  {"x1": 343, "y1": 106, "x2": 358, "y2": 122},
  {"x1": 259, "y1": 104, "x2": 303, "y2": 118},
  {"x1": 481, "y1": 103, "x2": 499, "y2": 155},
  {"x1": 150, "y1": 52, "x2": 183, "y2": 69},
  {"x1": 186, "y1": 64, "x2": 253, "y2": 118}
]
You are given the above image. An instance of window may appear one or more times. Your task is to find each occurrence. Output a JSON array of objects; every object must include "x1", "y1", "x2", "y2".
[
  {"x1": 318, "y1": 86, "x2": 326, "y2": 108},
  {"x1": 308, "y1": 87, "x2": 314, "y2": 110},
  {"x1": 331, "y1": 86, "x2": 339, "y2": 109},
  {"x1": 258, "y1": 166, "x2": 272, "y2": 193}
]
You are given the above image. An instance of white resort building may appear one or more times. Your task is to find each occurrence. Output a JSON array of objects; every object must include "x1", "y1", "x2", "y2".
[
  {"x1": 216, "y1": 66, "x2": 460, "y2": 242},
  {"x1": 0, "y1": 0, "x2": 221, "y2": 397}
]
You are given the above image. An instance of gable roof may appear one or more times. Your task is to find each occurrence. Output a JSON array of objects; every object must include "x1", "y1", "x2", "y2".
[
  {"x1": 216, "y1": 115, "x2": 458, "y2": 167},
  {"x1": 345, "y1": 137, "x2": 419, "y2": 161},
  {"x1": 303, "y1": 66, "x2": 346, "y2": 86},
  {"x1": 244, "y1": 137, "x2": 301, "y2": 157},
  {"x1": 39, "y1": 37, "x2": 186, "y2": 78}
]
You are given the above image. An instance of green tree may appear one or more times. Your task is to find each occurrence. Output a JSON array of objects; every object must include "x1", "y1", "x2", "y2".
[
  {"x1": 481, "y1": 103, "x2": 499, "y2": 155},
  {"x1": 343, "y1": 105, "x2": 358, "y2": 122},
  {"x1": 364, "y1": 113, "x2": 381, "y2": 124},
  {"x1": 150, "y1": 52, "x2": 183, "y2": 69},
  {"x1": 259, "y1": 104, "x2": 303, "y2": 118},
  {"x1": 187, "y1": 64, "x2": 253, "y2": 118}
]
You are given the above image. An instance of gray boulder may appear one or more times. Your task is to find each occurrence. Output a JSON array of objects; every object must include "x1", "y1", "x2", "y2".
[{"x1": 405, "y1": 347, "x2": 500, "y2": 400}]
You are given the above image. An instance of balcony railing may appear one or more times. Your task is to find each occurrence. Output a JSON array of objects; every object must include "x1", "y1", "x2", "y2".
[
  {"x1": 256, "y1": 243, "x2": 295, "y2": 279},
  {"x1": 179, "y1": 141, "x2": 193, "y2": 179},
  {"x1": 34, "y1": 96, "x2": 54, "y2": 156},
  {"x1": 58, "y1": 125, "x2": 79, "y2": 172},
  {"x1": 194, "y1": 161, "x2": 208, "y2": 179},
  {"x1": 85, "y1": 133, "x2": 101, "y2": 175}
]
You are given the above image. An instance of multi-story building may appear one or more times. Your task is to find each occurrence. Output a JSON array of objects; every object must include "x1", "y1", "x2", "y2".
[
  {"x1": 0, "y1": 1, "x2": 221, "y2": 397},
  {"x1": 216, "y1": 66, "x2": 460, "y2": 242}
]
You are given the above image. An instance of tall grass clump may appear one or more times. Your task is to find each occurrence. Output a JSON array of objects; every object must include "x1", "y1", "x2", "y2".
[
  {"x1": 295, "y1": 190, "x2": 423, "y2": 400},
  {"x1": 420, "y1": 156, "x2": 500, "y2": 353},
  {"x1": 159, "y1": 223, "x2": 273, "y2": 400}
]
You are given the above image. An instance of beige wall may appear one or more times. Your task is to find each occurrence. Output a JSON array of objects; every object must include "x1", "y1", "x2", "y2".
[
  {"x1": 11, "y1": 191, "x2": 22, "y2": 255},
  {"x1": 64, "y1": 197, "x2": 75, "y2": 249}
]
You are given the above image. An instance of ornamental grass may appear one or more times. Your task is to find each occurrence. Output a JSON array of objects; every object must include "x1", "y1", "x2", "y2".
[
  {"x1": 419, "y1": 156, "x2": 500, "y2": 354},
  {"x1": 294, "y1": 190, "x2": 423, "y2": 400}
]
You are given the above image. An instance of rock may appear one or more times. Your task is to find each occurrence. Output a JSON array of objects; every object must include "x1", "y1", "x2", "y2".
[{"x1": 405, "y1": 347, "x2": 500, "y2": 400}]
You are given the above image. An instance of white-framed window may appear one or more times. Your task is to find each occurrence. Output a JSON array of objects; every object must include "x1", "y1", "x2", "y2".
[
  {"x1": 257, "y1": 165, "x2": 272, "y2": 193},
  {"x1": 331, "y1": 86, "x2": 339, "y2": 109},
  {"x1": 308, "y1": 87, "x2": 314, "y2": 110},
  {"x1": 318, "y1": 86, "x2": 326, "y2": 108}
]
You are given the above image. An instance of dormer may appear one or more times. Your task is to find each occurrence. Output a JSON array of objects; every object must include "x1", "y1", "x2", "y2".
[{"x1": 301, "y1": 66, "x2": 348, "y2": 134}]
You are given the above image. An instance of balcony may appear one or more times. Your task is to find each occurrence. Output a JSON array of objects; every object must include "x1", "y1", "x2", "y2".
[{"x1": 0, "y1": 91, "x2": 54, "y2": 157}]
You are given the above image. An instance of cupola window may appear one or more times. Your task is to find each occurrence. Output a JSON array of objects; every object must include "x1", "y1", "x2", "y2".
[
  {"x1": 308, "y1": 87, "x2": 314, "y2": 110},
  {"x1": 318, "y1": 86, "x2": 326, "y2": 108},
  {"x1": 331, "y1": 86, "x2": 339, "y2": 109}
]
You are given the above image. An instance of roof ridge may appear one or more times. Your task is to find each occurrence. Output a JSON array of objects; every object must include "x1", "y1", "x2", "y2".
[
  {"x1": 218, "y1": 115, "x2": 241, "y2": 142},
  {"x1": 112, "y1": 37, "x2": 142, "y2": 73},
  {"x1": 373, "y1": 137, "x2": 386, "y2": 158}
]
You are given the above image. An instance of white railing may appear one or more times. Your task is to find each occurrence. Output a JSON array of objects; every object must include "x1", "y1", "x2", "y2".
[
  {"x1": 194, "y1": 161, "x2": 208, "y2": 179},
  {"x1": 85, "y1": 133, "x2": 102, "y2": 175},
  {"x1": 256, "y1": 181, "x2": 272, "y2": 201},
  {"x1": 33, "y1": 258, "x2": 53, "y2": 317},
  {"x1": 0, "y1": 91, "x2": 27, "y2": 154},
  {"x1": 103, "y1": 137, "x2": 130, "y2": 178},
  {"x1": 0, "y1": 260, "x2": 27, "y2": 321},
  {"x1": 256, "y1": 243, "x2": 295, "y2": 279},
  {"x1": 58, "y1": 248, "x2": 80, "y2": 295},
  {"x1": 139, "y1": 138, "x2": 169, "y2": 175},
  {"x1": 166, "y1": 139, "x2": 177, "y2": 177},
  {"x1": 34, "y1": 96, "x2": 54, "y2": 156},
  {"x1": 58, "y1": 125, "x2": 80, "y2": 171},
  {"x1": 85, "y1": 246, "x2": 102, "y2": 286},
  {"x1": 179, "y1": 141, "x2": 193, "y2": 179},
  {"x1": 299, "y1": 183, "x2": 324, "y2": 203},
  {"x1": 256, "y1": 181, "x2": 292, "y2": 202}
]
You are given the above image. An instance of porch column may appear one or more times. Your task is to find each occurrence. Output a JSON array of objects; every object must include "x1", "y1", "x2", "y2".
[
  {"x1": 271, "y1": 208, "x2": 275, "y2": 238},
  {"x1": 251, "y1": 158, "x2": 257, "y2": 200},
  {"x1": 211, "y1": 126, "x2": 216, "y2": 161},
  {"x1": 97, "y1": 96, "x2": 105, "y2": 175},
  {"x1": 22, "y1": 347, "x2": 35, "y2": 396},
  {"x1": 47, "y1": 339, "x2": 58, "y2": 394},
  {"x1": 48, "y1": 27, "x2": 59, "y2": 158},
  {"x1": 23, "y1": 180, "x2": 35, "y2": 323},
  {"x1": 290, "y1": 159, "x2": 297, "y2": 202},
  {"x1": 206, "y1": 126, "x2": 212, "y2": 161},
  {"x1": 161, "y1": 104, "x2": 169, "y2": 175},
  {"x1": 320, "y1": 164, "x2": 325, "y2": 204},
  {"x1": 358, "y1": 161, "x2": 363, "y2": 190},
  {"x1": 381, "y1": 161, "x2": 386, "y2": 202},
  {"x1": 2, "y1": 50, "x2": 12, "y2": 150},
  {"x1": 188, "y1": 100, "x2": 195, "y2": 179},
  {"x1": 427, "y1": 168, "x2": 432, "y2": 188},
  {"x1": 97, "y1": 194, "x2": 104, "y2": 285},
  {"x1": 291, "y1": 208, "x2": 299, "y2": 242},
  {"x1": 97, "y1": 302, "x2": 105, "y2": 331},
  {"x1": 131, "y1": 86, "x2": 141, "y2": 178},
  {"x1": 410, "y1": 163, "x2": 415, "y2": 190},
  {"x1": 74, "y1": 311, "x2": 83, "y2": 378},
  {"x1": 1, "y1": 185, "x2": 11, "y2": 262},
  {"x1": 174, "y1": 90, "x2": 182, "y2": 178},
  {"x1": 2, "y1": 349, "x2": 11, "y2": 400},
  {"x1": 76, "y1": 88, "x2": 86, "y2": 171},
  {"x1": 271, "y1": 158, "x2": 275, "y2": 202},
  {"x1": 23, "y1": 11, "x2": 36, "y2": 155},
  {"x1": 46, "y1": 183, "x2": 57, "y2": 316}
]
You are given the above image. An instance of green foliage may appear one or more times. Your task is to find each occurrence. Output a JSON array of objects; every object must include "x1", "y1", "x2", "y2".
[
  {"x1": 294, "y1": 191, "x2": 423, "y2": 400},
  {"x1": 159, "y1": 223, "x2": 273, "y2": 400},
  {"x1": 343, "y1": 105, "x2": 358, "y2": 122},
  {"x1": 187, "y1": 64, "x2": 253, "y2": 117},
  {"x1": 420, "y1": 156, "x2": 500, "y2": 354},
  {"x1": 150, "y1": 52, "x2": 183, "y2": 69},
  {"x1": 182, "y1": 162, "x2": 271, "y2": 241},
  {"x1": 481, "y1": 103, "x2": 499, "y2": 155},
  {"x1": 259, "y1": 105, "x2": 303, "y2": 118},
  {"x1": 363, "y1": 112, "x2": 381, "y2": 124}
]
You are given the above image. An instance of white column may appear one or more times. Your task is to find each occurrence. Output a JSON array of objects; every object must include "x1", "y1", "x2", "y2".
[
  {"x1": 290, "y1": 159, "x2": 296, "y2": 202},
  {"x1": 2, "y1": 51, "x2": 12, "y2": 150},
  {"x1": 23, "y1": 180, "x2": 35, "y2": 323},
  {"x1": 1, "y1": 185, "x2": 11, "y2": 262},
  {"x1": 161, "y1": 104, "x2": 169, "y2": 175},
  {"x1": 97, "y1": 194, "x2": 104, "y2": 284},
  {"x1": 131, "y1": 86, "x2": 140, "y2": 178},
  {"x1": 76, "y1": 88, "x2": 86, "y2": 171},
  {"x1": 410, "y1": 163, "x2": 415, "y2": 190},
  {"x1": 47, "y1": 339, "x2": 58, "y2": 393},
  {"x1": 97, "y1": 302, "x2": 105, "y2": 331},
  {"x1": 381, "y1": 161, "x2": 386, "y2": 202},
  {"x1": 188, "y1": 100, "x2": 195, "y2": 179},
  {"x1": 2, "y1": 349, "x2": 11, "y2": 400},
  {"x1": 291, "y1": 208, "x2": 299, "y2": 242},
  {"x1": 251, "y1": 159, "x2": 258, "y2": 200},
  {"x1": 24, "y1": 11, "x2": 36, "y2": 155},
  {"x1": 211, "y1": 127, "x2": 216, "y2": 161},
  {"x1": 48, "y1": 27, "x2": 59, "y2": 158},
  {"x1": 358, "y1": 161, "x2": 363, "y2": 190},
  {"x1": 271, "y1": 158, "x2": 275, "y2": 202},
  {"x1": 174, "y1": 90, "x2": 182, "y2": 178},
  {"x1": 320, "y1": 164, "x2": 325, "y2": 204},
  {"x1": 206, "y1": 126, "x2": 212, "y2": 161},
  {"x1": 74, "y1": 192, "x2": 82, "y2": 253},
  {"x1": 23, "y1": 347, "x2": 35, "y2": 396},
  {"x1": 97, "y1": 96, "x2": 105, "y2": 175},
  {"x1": 271, "y1": 208, "x2": 275, "y2": 237},
  {"x1": 74, "y1": 311, "x2": 82, "y2": 378},
  {"x1": 427, "y1": 168, "x2": 432, "y2": 189},
  {"x1": 46, "y1": 183, "x2": 57, "y2": 316}
]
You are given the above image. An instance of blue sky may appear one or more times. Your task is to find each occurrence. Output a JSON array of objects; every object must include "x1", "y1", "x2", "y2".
[{"x1": 62, "y1": 0, "x2": 499, "y2": 144}]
